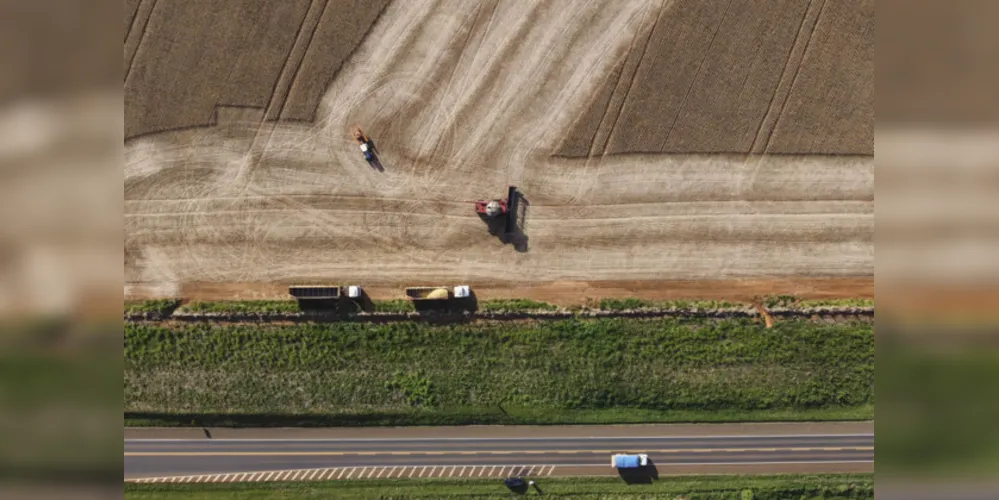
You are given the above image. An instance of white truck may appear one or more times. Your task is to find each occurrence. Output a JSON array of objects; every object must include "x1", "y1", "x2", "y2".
[{"x1": 612, "y1": 454, "x2": 649, "y2": 468}]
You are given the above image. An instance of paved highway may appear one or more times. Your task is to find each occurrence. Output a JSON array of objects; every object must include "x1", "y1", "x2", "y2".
[{"x1": 125, "y1": 432, "x2": 873, "y2": 479}]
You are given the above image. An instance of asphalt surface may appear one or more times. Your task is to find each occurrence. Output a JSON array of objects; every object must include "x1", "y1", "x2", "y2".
[{"x1": 124, "y1": 433, "x2": 873, "y2": 479}]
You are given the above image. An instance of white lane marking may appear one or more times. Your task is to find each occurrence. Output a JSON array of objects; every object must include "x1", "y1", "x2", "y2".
[
  {"x1": 125, "y1": 433, "x2": 875, "y2": 443},
  {"x1": 250, "y1": 472, "x2": 263, "y2": 481},
  {"x1": 209, "y1": 474, "x2": 220, "y2": 482},
  {"x1": 291, "y1": 470, "x2": 304, "y2": 480},
  {"x1": 419, "y1": 466, "x2": 427, "y2": 477},
  {"x1": 337, "y1": 468, "x2": 347, "y2": 479},
  {"x1": 489, "y1": 465, "x2": 497, "y2": 476},
  {"x1": 448, "y1": 466, "x2": 456, "y2": 477},
  {"x1": 346, "y1": 467, "x2": 358, "y2": 479},
  {"x1": 307, "y1": 469, "x2": 319, "y2": 480},
  {"x1": 376, "y1": 467, "x2": 387, "y2": 478},
  {"x1": 278, "y1": 470, "x2": 292, "y2": 481}
]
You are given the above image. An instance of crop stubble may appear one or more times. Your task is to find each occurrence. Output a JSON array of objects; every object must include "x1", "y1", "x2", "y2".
[
  {"x1": 125, "y1": 0, "x2": 873, "y2": 299},
  {"x1": 557, "y1": 0, "x2": 874, "y2": 156}
]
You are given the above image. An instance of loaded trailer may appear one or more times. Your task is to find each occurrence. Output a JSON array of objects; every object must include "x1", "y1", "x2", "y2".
[{"x1": 405, "y1": 285, "x2": 470, "y2": 301}]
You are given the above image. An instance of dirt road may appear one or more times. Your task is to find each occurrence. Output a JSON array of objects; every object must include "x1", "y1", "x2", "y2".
[{"x1": 125, "y1": 0, "x2": 873, "y2": 299}]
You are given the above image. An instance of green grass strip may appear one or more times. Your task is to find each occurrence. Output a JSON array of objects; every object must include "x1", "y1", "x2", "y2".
[
  {"x1": 125, "y1": 318, "x2": 873, "y2": 426},
  {"x1": 177, "y1": 300, "x2": 301, "y2": 314},
  {"x1": 125, "y1": 474, "x2": 874, "y2": 499}
]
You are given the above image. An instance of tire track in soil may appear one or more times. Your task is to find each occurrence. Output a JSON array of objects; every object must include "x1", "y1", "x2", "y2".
[{"x1": 125, "y1": 0, "x2": 872, "y2": 294}]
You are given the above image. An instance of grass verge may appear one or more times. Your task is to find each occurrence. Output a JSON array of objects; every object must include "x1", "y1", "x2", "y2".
[
  {"x1": 124, "y1": 299, "x2": 181, "y2": 317},
  {"x1": 124, "y1": 474, "x2": 874, "y2": 499},
  {"x1": 125, "y1": 318, "x2": 873, "y2": 426},
  {"x1": 177, "y1": 300, "x2": 300, "y2": 314},
  {"x1": 124, "y1": 296, "x2": 872, "y2": 318},
  {"x1": 125, "y1": 404, "x2": 873, "y2": 427},
  {"x1": 598, "y1": 298, "x2": 745, "y2": 311}
]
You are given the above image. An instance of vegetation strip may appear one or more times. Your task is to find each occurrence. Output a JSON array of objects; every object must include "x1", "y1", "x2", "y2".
[
  {"x1": 124, "y1": 474, "x2": 874, "y2": 499},
  {"x1": 124, "y1": 297, "x2": 873, "y2": 322},
  {"x1": 125, "y1": 318, "x2": 873, "y2": 427}
]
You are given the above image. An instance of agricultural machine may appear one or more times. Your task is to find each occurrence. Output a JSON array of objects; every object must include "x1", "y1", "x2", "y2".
[
  {"x1": 351, "y1": 126, "x2": 381, "y2": 169},
  {"x1": 467, "y1": 185, "x2": 519, "y2": 235}
]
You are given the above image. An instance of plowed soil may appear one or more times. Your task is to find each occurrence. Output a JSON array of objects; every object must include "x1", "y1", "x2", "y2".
[{"x1": 124, "y1": 0, "x2": 873, "y2": 300}]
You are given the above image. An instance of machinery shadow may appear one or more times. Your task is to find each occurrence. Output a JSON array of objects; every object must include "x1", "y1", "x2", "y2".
[
  {"x1": 617, "y1": 462, "x2": 660, "y2": 484},
  {"x1": 504, "y1": 191, "x2": 529, "y2": 253},
  {"x1": 366, "y1": 140, "x2": 385, "y2": 171}
]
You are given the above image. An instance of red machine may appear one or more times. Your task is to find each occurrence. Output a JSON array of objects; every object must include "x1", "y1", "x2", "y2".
[
  {"x1": 467, "y1": 186, "x2": 519, "y2": 235},
  {"x1": 468, "y1": 185, "x2": 515, "y2": 218}
]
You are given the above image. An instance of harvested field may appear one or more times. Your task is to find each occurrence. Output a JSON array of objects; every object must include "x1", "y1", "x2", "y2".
[
  {"x1": 125, "y1": 0, "x2": 873, "y2": 299},
  {"x1": 557, "y1": 0, "x2": 874, "y2": 156},
  {"x1": 123, "y1": 0, "x2": 389, "y2": 139}
]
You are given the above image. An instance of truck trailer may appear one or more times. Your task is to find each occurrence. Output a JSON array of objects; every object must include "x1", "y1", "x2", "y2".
[{"x1": 405, "y1": 285, "x2": 470, "y2": 301}]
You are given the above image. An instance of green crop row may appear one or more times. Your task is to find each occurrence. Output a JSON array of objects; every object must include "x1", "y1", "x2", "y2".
[
  {"x1": 125, "y1": 474, "x2": 874, "y2": 499},
  {"x1": 125, "y1": 317, "x2": 873, "y2": 426}
]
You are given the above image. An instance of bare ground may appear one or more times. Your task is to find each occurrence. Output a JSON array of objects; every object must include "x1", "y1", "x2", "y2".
[{"x1": 124, "y1": 0, "x2": 873, "y2": 300}]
